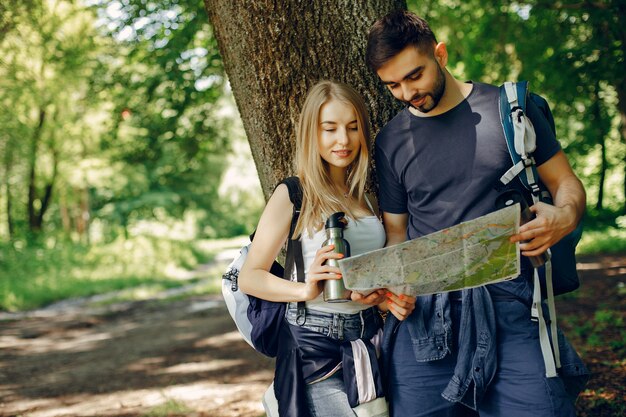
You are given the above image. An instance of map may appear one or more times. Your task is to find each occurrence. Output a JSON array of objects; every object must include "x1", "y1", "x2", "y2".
[{"x1": 338, "y1": 205, "x2": 521, "y2": 296}]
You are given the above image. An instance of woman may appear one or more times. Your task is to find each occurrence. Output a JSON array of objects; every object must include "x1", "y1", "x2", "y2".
[{"x1": 239, "y1": 80, "x2": 415, "y2": 417}]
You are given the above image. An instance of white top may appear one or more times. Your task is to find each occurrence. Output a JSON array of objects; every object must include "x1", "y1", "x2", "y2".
[{"x1": 293, "y1": 201, "x2": 386, "y2": 314}]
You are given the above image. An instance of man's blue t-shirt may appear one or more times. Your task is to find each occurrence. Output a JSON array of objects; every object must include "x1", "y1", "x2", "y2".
[{"x1": 374, "y1": 82, "x2": 561, "y2": 294}]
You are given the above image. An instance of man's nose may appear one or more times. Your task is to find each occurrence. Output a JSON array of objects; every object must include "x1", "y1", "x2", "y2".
[{"x1": 401, "y1": 83, "x2": 413, "y2": 102}]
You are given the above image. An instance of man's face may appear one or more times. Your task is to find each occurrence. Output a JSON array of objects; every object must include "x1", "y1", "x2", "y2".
[{"x1": 376, "y1": 45, "x2": 446, "y2": 114}]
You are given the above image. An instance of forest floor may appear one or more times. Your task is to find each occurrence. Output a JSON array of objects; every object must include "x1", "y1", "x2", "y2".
[{"x1": 0, "y1": 252, "x2": 624, "y2": 417}]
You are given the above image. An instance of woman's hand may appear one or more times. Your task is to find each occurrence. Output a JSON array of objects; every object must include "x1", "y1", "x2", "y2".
[
  {"x1": 301, "y1": 244, "x2": 344, "y2": 301},
  {"x1": 385, "y1": 291, "x2": 416, "y2": 321}
]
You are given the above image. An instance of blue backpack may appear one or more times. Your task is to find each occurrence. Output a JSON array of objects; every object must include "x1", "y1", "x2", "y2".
[
  {"x1": 498, "y1": 81, "x2": 584, "y2": 378},
  {"x1": 498, "y1": 81, "x2": 583, "y2": 296},
  {"x1": 222, "y1": 176, "x2": 304, "y2": 357}
]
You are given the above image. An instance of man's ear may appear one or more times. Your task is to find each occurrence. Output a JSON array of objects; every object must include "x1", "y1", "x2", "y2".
[{"x1": 434, "y1": 42, "x2": 448, "y2": 68}]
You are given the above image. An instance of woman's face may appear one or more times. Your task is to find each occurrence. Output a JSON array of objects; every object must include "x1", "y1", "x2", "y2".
[{"x1": 317, "y1": 98, "x2": 362, "y2": 170}]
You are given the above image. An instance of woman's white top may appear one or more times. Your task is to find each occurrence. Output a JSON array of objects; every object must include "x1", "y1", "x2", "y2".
[{"x1": 293, "y1": 198, "x2": 386, "y2": 314}]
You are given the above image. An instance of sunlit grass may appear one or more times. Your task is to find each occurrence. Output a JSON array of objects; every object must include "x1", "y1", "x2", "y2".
[
  {"x1": 141, "y1": 399, "x2": 192, "y2": 417},
  {"x1": 0, "y1": 235, "x2": 239, "y2": 312},
  {"x1": 577, "y1": 226, "x2": 626, "y2": 255},
  {"x1": 1, "y1": 222, "x2": 622, "y2": 312}
]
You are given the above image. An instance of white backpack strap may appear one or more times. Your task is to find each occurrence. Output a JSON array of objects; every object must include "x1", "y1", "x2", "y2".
[
  {"x1": 531, "y1": 264, "x2": 560, "y2": 378},
  {"x1": 544, "y1": 253, "x2": 561, "y2": 368},
  {"x1": 499, "y1": 161, "x2": 527, "y2": 186},
  {"x1": 504, "y1": 82, "x2": 541, "y2": 196}
]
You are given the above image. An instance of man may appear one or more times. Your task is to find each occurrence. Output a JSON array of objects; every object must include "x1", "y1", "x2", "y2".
[{"x1": 364, "y1": 10, "x2": 589, "y2": 417}]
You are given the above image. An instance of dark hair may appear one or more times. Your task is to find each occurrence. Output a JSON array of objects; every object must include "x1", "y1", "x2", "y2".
[{"x1": 366, "y1": 10, "x2": 438, "y2": 71}]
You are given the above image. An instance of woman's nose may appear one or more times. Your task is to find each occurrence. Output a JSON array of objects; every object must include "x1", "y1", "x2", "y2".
[{"x1": 336, "y1": 128, "x2": 349, "y2": 144}]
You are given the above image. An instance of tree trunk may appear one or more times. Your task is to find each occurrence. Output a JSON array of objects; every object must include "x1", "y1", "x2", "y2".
[
  {"x1": 593, "y1": 83, "x2": 607, "y2": 212},
  {"x1": 33, "y1": 149, "x2": 58, "y2": 231},
  {"x1": 616, "y1": 83, "x2": 626, "y2": 214},
  {"x1": 204, "y1": 0, "x2": 405, "y2": 199},
  {"x1": 77, "y1": 186, "x2": 90, "y2": 244},
  {"x1": 28, "y1": 108, "x2": 46, "y2": 232},
  {"x1": 59, "y1": 190, "x2": 72, "y2": 235},
  {"x1": 4, "y1": 161, "x2": 13, "y2": 240}
]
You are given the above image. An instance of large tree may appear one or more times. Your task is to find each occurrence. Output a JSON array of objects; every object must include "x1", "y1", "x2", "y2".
[{"x1": 204, "y1": 0, "x2": 405, "y2": 199}]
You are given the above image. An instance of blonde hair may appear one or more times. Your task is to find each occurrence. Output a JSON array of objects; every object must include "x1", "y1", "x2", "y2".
[{"x1": 293, "y1": 80, "x2": 372, "y2": 237}]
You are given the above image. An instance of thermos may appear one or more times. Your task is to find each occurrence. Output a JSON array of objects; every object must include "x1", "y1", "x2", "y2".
[
  {"x1": 322, "y1": 212, "x2": 351, "y2": 303},
  {"x1": 495, "y1": 189, "x2": 549, "y2": 268}
]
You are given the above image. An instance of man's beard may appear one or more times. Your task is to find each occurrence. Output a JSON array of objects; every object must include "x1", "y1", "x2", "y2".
[{"x1": 408, "y1": 65, "x2": 446, "y2": 113}]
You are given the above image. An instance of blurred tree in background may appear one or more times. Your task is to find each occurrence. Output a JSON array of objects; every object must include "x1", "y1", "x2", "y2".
[
  {"x1": 93, "y1": 0, "x2": 238, "y2": 239},
  {"x1": 0, "y1": 0, "x2": 104, "y2": 240},
  {"x1": 0, "y1": 0, "x2": 261, "y2": 245}
]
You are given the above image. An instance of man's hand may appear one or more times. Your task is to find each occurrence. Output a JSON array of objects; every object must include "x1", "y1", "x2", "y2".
[
  {"x1": 385, "y1": 291, "x2": 416, "y2": 321},
  {"x1": 351, "y1": 289, "x2": 386, "y2": 306},
  {"x1": 510, "y1": 201, "x2": 578, "y2": 257},
  {"x1": 511, "y1": 149, "x2": 586, "y2": 258}
]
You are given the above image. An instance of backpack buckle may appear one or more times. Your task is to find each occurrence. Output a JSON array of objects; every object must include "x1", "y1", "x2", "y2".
[
  {"x1": 511, "y1": 106, "x2": 524, "y2": 123},
  {"x1": 522, "y1": 157, "x2": 534, "y2": 167},
  {"x1": 223, "y1": 269, "x2": 239, "y2": 291}
]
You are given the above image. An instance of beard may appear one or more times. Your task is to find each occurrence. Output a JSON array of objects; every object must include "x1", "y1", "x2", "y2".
[{"x1": 408, "y1": 64, "x2": 446, "y2": 113}]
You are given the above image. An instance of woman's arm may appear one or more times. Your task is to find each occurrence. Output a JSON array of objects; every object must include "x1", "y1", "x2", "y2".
[{"x1": 239, "y1": 184, "x2": 342, "y2": 302}]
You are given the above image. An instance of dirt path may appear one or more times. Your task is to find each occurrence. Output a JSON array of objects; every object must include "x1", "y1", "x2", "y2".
[{"x1": 0, "y1": 253, "x2": 624, "y2": 417}]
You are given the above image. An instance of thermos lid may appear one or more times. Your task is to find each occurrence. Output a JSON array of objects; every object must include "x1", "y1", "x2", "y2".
[
  {"x1": 494, "y1": 189, "x2": 524, "y2": 210},
  {"x1": 325, "y1": 212, "x2": 347, "y2": 229}
]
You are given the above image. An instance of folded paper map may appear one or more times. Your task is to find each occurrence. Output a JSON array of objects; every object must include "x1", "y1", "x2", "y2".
[{"x1": 338, "y1": 205, "x2": 521, "y2": 296}]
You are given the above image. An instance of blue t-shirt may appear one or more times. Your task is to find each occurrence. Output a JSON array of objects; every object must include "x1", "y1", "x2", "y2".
[{"x1": 374, "y1": 82, "x2": 561, "y2": 294}]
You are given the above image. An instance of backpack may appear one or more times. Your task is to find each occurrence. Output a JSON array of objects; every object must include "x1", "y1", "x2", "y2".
[
  {"x1": 497, "y1": 81, "x2": 583, "y2": 296},
  {"x1": 497, "y1": 81, "x2": 584, "y2": 378},
  {"x1": 221, "y1": 176, "x2": 305, "y2": 357}
]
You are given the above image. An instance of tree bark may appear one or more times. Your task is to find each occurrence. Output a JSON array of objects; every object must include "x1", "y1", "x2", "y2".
[
  {"x1": 592, "y1": 82, "x2": 607, "y2": 211},
  {"x1": 28, "y1": 108, "x2": 46, "y2": 232},
  {"x1": 3, "y1": 159, "x2": 13, "y2": 240},
  {"x1": 204, "y1": 0, "x2": 405, "y2": 199},
  {"x1": 33, "y1": 149, "x2": 58, "y2": 231},
  {"x1": 616, "y1": 84, "x2": 626, "y2": 214}
]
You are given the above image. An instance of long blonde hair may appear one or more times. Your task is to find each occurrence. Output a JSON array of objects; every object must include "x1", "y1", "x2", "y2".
[{"x1": 293, "y1": 80, "x2": 372, "y2": 237}]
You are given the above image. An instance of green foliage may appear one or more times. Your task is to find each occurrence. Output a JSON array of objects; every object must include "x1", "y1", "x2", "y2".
[
  {"x1": 91, "y1": 0, "x2": 234, "y2": 234},
  {"x1": 0, "y1": 0, "x2": 108, "y2": 239},
  {"x1": 577, "y1": 225, "x2": 626, "y2": 255},
  {"x1": 0, "y1": 0, "x2": 258, "y2": 243},
  {"x1": 0, "y1": 235, "x2": 215, "y2": 311},
  {"x1": 141, "y1": 399, "x2": 192, "y2": 417},
  {"x1": 564, "y1": 307, "x2": 626, "y2": 355}
]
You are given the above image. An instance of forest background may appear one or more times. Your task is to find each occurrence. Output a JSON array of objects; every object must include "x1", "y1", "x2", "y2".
[
  {"x1": 0, "y1": 1, "x2": 624, "y2": 416},
  {"x1": 1, "y1": 0, "x2": 624, "y2": 310}
]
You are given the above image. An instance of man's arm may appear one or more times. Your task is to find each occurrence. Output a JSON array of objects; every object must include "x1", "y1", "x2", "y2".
[
  {"x1": 511, "y1": 150, "x2": 586, "y2": 256},
  {"x1": 383, "y1": 212, "x2": 408, "y2": 246}
]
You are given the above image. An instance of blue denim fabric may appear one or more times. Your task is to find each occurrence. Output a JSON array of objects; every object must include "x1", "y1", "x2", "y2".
[
  {"x1": 305, "y1": 370, "x2": 357, "y2": 417},
  {"x1": 284, "y1": 305, "x2": 382, "y2": 417},
  {"x1": 478, "y1": 299, "x2": 581, "y2": 417},
  {"x1": 387, "y1": 300, "x2": 478, "y2": 417},
  {"x1": 285, "y1": 305, "x2": 380, "y2": 341},
  {"x1": 381, "y1": 276, "x2": 589, "y2": 416}
]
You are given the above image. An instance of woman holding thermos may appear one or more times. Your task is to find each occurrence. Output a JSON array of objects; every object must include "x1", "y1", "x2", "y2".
[{"x1": 239, "y1": 80, "x2": 415, "y2": 417}]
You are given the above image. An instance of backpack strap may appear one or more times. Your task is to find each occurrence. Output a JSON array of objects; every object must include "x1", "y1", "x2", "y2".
[
  {"x1": 281, "y1": 176, "x2": 303, "y2": 239},
  {"x1": 498, "y1": 81, "x2": 541, "y2": 198},
  {"x1": 499, "y1": 81, "x2": 561, "y2": 378},
  {"x1": 278, "y1": 176, "x2": 307, "y2": 325}
]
